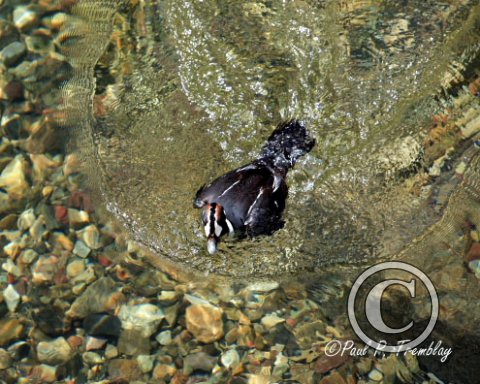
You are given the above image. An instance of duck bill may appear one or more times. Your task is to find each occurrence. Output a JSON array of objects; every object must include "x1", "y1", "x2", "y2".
[{"x1": 207, "y1": 236, "x2": 219, "y2": 254}]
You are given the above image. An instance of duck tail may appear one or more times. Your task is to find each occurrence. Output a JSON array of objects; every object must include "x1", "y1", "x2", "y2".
[{"x1": 260, "y1": 119, "x2": 315, "y2": 169}]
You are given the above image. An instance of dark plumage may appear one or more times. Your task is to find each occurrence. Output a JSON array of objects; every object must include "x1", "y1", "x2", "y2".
[{"x1": 194, "y1": 120, "x2": 315, "y2": 254}]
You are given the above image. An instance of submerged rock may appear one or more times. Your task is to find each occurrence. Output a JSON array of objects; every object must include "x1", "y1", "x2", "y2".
[
  {"x1": 0, "y1": 317, "x2": 23, "y2": 346},
  {"x1": 13, "y1": 6, "x2": 39, "y2": 31},
  {"x1": 118, "y1": 303, "x2": 164, "y2": 338},
  {"x1": 185, "y1": 304, "x2": 224, "y2": 343},
  {"x1": 108, "y1": 358, "x2": 143, "y2": 381},
  {"x1": 0, "y1": 41, "x2": 26, "y2": 67},
  {"x1": 67, "y1": 277, "x2": 125, "y2": 318},
  {"x1": 3, "y1": 284, "x2": 20, "y2": 313},
  {"x1": 0, "y1": 155, "x2": 29, "y2": 199},
  {"x1": 36, "y1": 337, "x2": 72, "y2": 365},
  {"x1": 184, "y1": 352, "x2": 217, "y2": 374}
]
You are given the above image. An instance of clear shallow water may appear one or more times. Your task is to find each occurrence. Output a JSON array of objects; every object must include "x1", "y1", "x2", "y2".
[{"x1": 62, "y1": 0, "x2": 480, "y2": 279}]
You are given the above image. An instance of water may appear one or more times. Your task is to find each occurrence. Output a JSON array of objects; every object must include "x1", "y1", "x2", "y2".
[
  {"x1": 62, "y1": 0, "x2": 480, "y2": 278},
  {"x1": 58, "y1": 0, "x2": 480, "y2": 381}
]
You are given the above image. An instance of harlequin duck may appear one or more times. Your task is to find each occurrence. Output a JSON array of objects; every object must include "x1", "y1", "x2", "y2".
[{"x1": 194, "y1": 120, "x2": 315, "y2": 254}]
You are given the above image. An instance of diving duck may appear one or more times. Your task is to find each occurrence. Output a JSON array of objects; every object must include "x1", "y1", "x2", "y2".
[{"x1": 194, "y1": 120, "x2": 315, "y2": 254}]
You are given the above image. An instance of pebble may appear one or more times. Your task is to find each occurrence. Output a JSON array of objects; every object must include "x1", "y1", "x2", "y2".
[
  {"x1": 18, "y1": 248, "x2": 38, "y2": 265},
  {"x1": 261, "y1": 313, "x2": 285, "y2": 329},
  {"x1": 17, "y1": 208, "x2": 35, "y2": 230},
  {"x1": 105, "y1": 344, "x2": 118, "y2": 360},
  {"x1": 36, "y1": 337, "x2": 72, "y2": 365},
  {"x1": 185, "y1": 304, "x2": 224, "y2": 343},
  {"x1": 0, "y1": 348, "x2": 12, "y2": 369},
  {"x1": 85, "y1": 336, "x2": 107, "y2": 351},
  {"x1": 0, "y1": 155, "x2": 29, "y2": 199},
  {"x1": 0, "y1": 42, "x2": 26, "y2": 67},
  {"x1": 108, "y1": 359, "x2": 143, "y2": 381},
  {"x1": 73, "y1": 240, "x2": 91, "y2": 258},
  {"x1": 31, "y1": 255, "x2": 59, "y2": 284},
  {"x1": 183, "y1": 352, "x2": 217, "y2": 374},
  {"x1": 221, "y1": 349, "x2": 240, "y2": 369},
  {"x1": 369, "y1": 368, "x2": 384, "y2": 382},
  {"x1": 67, "y1": 277, "x2": 125, "y2": 318},
  {"x1": 66, "y1": 259, "x2": 86, "y2": 278},
  {"x1": 152, "y1": 364, "x2": 176, "y2": 380},
  {"x1": 78, "y1": 224, "x2": 102, "y2": 249},
  {"x1": 118, "y1": 303, "x2": 165, "y2": 338},
  {"x1": 2, "y1": 257, "x2": 22, "y2": 276},
  {"x1": 3, "y1": 284, "x2": 20, "y2": 312},
  {"x1": 0, "y1": 317, "x2": 23, "y2": 346},
  {"x1": 137, "y1": 354, "x2": 155, "y2": 373},
  {"x1": 83, "y1": 351, "x2": 104, "y2": 365},
  {"x1": 13, "y1": 6, "x2": 38, "y2": 30},
  {"x1": 68, "y1": 208, "x2": 89, "y2": 227},
  {"x1": 246, "y1": 281, "x2": 279, "y2": 292},
  {"x1": 156, "y1": 330, "x2": 172, "y2": 345},
  {"x1": 29, "y1": 364, "x2": 58, "y2": 383}
]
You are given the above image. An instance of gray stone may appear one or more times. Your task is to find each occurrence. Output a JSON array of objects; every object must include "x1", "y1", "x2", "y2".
[{"x1": 0, "y1": 42, "x2": 26, "y2": 67}]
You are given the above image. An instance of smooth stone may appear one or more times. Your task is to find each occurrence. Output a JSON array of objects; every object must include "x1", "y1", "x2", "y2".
[
  {"x1": 29, "y1": 216, "x2": 47, "y2": 242},
  {"x1": 369, "y1": 368, "x2": 384, "y2": 382},
  {"x1": 261, "y1": 314, "x2": 285, "y2": 329},
  {"x1": 13, "y1": 6, "x2": 38, "y2": 30},
  {"x1": 52, "y1": 232, "x2": 74, "y2": 251},
  {"x1": 246, "y1": 281, "x2": 279, "y2": 292},
  {"x1": 78, "y1": 225, "x2": 101, "y2": 249},
  {"x1": 0, "y1": 317, "x2": 24, "y2": 346},
  {"x1": 158, "y1": 290, "x2": 177, "y2": 303},
  {"x1": 186, "y1": 304, "x2": 224, "y2": 343},
  {"x1": 83, "y1": 351, "x2": 104, "y2": 365},
  {"x1": 73, "y1": 240, "x2": 91, "y2": 258},
  {"x1": 152, "y1": 364, "x2": 176, "y2": 380},
  {"x1": 155, "y1": 330, "x2": 172, "y2": 345},
  {"x1": 71, "y1": 266, "x2": 96, "y2": 284},
  {"x1": 18, "y1": 249, "x2": 38, "y2": 265},
  {"x1": 2, "y1": 258, "x2": 21, "y2": 276},
  {"x1": 0, "y1": 42, "x2": 26, "y2": 67},
  {"x1": 83, "y1": 313, "x2": 121, "y2": 337},
  {"x1": 31, "y1": 255, "x2": 59, "y2": 284},
  {"x1": 36, "y1": 337, "x2": 72, "y2": 365},
  {"x1": 0, "y1": 155, "x2": 29, "y2": 199},
  {"x1": 0, "y1": 214, "x2": 18, "y2": 230},
  {"x1": 118, "y1": 303, "x2": 164, "y2": 338},
  {"x1": 85, "y1": 336, "x2": 107, "y2": 351},
  {"x1": 221, "y1": 349, "x2": 240, "y2": 369},
  {"x1": 108, "y1": 359, "x2": 142, "y2": 382},
  {"x1": 67, "y1": 209, "x2": 89, "y2": 228},
  {"x1": 17, "y1": 208, "x2": 35, "y2": 230},
  {"x1": 105, "y1": 344, "x2": 118, "y2": 360},
  {"x1": 0, "y1": 348, "x2": 12, "y2": 369},
  {"x1": 3, "y1": 284, "x2": 20, "y2": 312},
  {"x1": 183, "y1": 352, "x2": 217, "y2": 375},
  {"x1": 66, "y1": 259, "x2": 85, "y2": 278},
  {"x1": 137, "y1": 355, "x2": 154, "y2": 373},
  {"x1": 29, "y1": 364, "x2": 58, "y2": 383},
  {"x1": 67, "y1": 277, "x2": 125, "y2": 318}
]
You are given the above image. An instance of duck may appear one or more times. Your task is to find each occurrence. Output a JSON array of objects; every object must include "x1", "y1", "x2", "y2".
[{"x1": 194, "y1": 120, "x2": 315, "y2": 254}]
